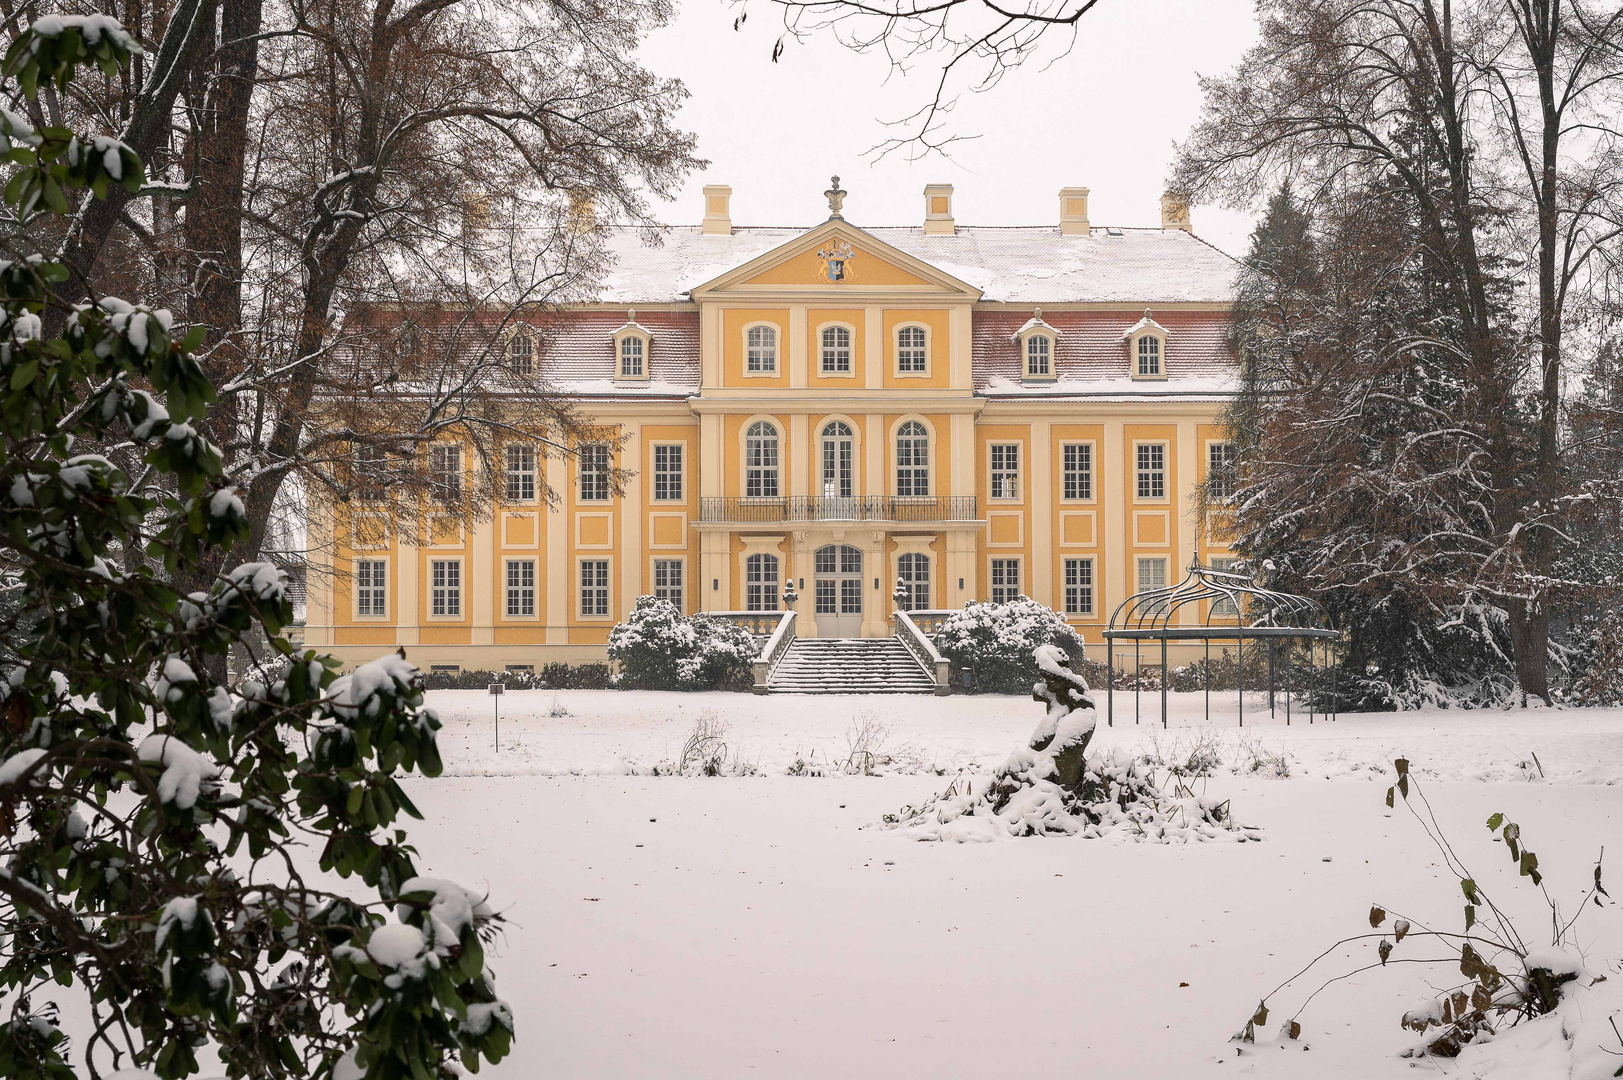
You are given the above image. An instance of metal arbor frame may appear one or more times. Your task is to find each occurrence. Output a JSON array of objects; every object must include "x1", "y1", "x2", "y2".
[{"x1": 1101, "y1": 561, "x2": 1341, "y2": 728}]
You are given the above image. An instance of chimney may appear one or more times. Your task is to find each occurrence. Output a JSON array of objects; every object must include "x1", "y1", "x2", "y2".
[
  {"x1": 1059, "y1": 187, "x2": 1090, "y2": 235},
  {"x1": 1160, "y1": 192, "x2": 1192, "y2": 233},
  {"x1": 702, "y1": 184, "x2": 733, "y2": 234},
  {"x1": 923, "y1": 183, "x2": 955, "y2": 235}
]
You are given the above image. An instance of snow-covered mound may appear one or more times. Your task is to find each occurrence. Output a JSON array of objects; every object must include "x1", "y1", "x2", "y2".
[
  {"x1": 1445, "y1": 959, "x2": 1621, "y2": 1080},
  {"x1": 881, "y1": 645, "x2": 1260, "y2": 843}
]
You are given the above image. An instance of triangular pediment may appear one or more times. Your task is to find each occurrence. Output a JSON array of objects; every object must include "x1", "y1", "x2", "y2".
[{"x1": 690, "y1": 220, "x2": 982, "y2": 300}]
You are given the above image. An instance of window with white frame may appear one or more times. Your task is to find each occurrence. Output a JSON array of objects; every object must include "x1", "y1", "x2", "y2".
[
  {"x1": 1064, "y1": 558, "x2": 1094, "y2": 617},
  {"x1": 353, "y1": 444, "x2": 386, "y2": 502},
  {"x1": 507, "y1": 333, "x2": 534, "y2": 375},
  {"x1": 653, "y1": 559, "x2": 683, "y2": 608},
  {"x1": 895, "y1": 421, "x2": 929, "y2": 497},
  {"x1": 820, "y1": 325, "x2": 852, "y2": 374},
  {"x1": 1062, "y1": 442, "x2": 1092, "y2": 501},
  {"x1": 505, "y1": 444, "x2": 536, "y2": 502},
  {"x1": 580, "y1": 559, "x2": 610, "y2": 617},
  {"x1": 990, "y1": 443, "x2": 1020, "y2": 500},
  {"x1": 1210, "y1": 556, "x2": 1240, "y2": 616},
  {"x1": 652, "y1": 443, "x2": 683, "y2": 502},
  {"x1": 897, "y1": 552, "x2": 930, "y2": 611},
  {"x1": 505, "y1": 559, "x2": 535, "y2": 617},
  {"x1": 896, "y1": 325, "x2": 927, "y2": 373},
  {"x1": 355, "y1": 559, "x2": 387, "y2": 617},
  {"x1": 619, "y1": 335, "x2": 645, "y2": 378},
  {"x1": 1207, "y1": 441, "x2": 1237, "y2": 500},
  {"x1": 1136, "y1": 334, "x2": 1162, "y2": 377},
  {"x1": 1138, "y1": 557, "x2": 1169, "y2": 612},
  {"x1": 579, "y1": 444, "x2": 610, "y2": 502},
  {"x1": 429, "y1": 444, "x2": 461, "y2": 503},
  {"x1": 1136, "y1": 443, "x2": 1166, "y2": 500},
  {"x1": 1025, "y1": 334, "x2": 1052, "y2": 378},
  {"x1": 990, "y1": 558, "x2": 1021, "y2": 604},
  {"x1": 745, "y1": 554, "x2": 779, "y2": 612},
  {"x1": 746, "y1": 325, "x2": 778, "y2": 373},
  {"x1": 430, "y1": 559, "x2": 461, "y2": 617},
  {"x1": 745, "y1": 421, "x2": 779, "y2": 498}
]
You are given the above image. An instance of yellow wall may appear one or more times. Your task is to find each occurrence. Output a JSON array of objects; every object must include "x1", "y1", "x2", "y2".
[
  {"x1": 881, "y1": 309, "x2": 951, "y2": 390},
  {"x1": 740, "y1": 244, "x2": 934, "y2": 288},
  {"x1": 721, "y1": 308, "x2": 791, "y2": 389}
]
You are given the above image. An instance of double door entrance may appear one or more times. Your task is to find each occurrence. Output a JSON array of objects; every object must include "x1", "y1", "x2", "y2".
[{"x1": 813, "y1": 544, "x2": 864, "y2": 637}]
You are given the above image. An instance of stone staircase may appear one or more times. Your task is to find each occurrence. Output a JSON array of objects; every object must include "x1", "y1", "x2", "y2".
[{"x1": 766, "y1": 637, "x2": 938, "y2": 694}]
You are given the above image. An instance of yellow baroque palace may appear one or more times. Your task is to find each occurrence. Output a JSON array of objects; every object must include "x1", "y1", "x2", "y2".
[{"x1": 305, "y1": 183, "x2": 1241, "y2": 673}]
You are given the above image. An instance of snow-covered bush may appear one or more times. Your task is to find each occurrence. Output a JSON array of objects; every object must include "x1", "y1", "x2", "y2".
[
  {"x1": 934, "y1": 597, "x2": 1088, "y2": 693},
  {"x1": 422, "y1": 666, "x2": 545, "y2": 690},
  {"x1": 883, "y1": 646, "x2": 1258, "y2": 843},
  {"x1": 608, "y1": 597, "x2": 754, "y2": 691}
]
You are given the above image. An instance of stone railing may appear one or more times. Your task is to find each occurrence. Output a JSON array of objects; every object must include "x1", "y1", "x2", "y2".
[
  {"x1": 751, "y1": 610, "x2": 797, "y2": 693},
  {"x1": 698, "y1": 495, "x2": 978, "y2": 524},
  {"x1": 702, "y1": 610, "x2": 783, "y2": 641},
  {"x1": 903, "y1": 609, "x2": 956, "y2": 637},
  {"x1": 893, "y1": 610, "x2": 951, "y2": 695}
]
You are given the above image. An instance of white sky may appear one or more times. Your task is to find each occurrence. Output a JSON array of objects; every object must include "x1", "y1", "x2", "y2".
[{"x1": 640, "y1": 0, "x2": 1263, "y2": 258}]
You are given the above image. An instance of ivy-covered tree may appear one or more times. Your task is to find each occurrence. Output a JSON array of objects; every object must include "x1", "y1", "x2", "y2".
[{"x1": 0, "y1": 20, "x2": 510, "y2": 1079}]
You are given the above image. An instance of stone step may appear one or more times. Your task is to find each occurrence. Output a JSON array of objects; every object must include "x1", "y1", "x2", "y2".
[{"x1": 766, "y1": 636, "x2": 937, "y2": 695}]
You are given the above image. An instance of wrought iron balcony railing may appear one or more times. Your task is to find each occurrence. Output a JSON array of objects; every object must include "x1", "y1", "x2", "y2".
[{"x1": 697, "y1": 495, "x2": 978, "y2": 524}]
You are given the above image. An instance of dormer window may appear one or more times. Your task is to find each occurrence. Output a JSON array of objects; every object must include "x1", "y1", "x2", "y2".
[
  {"x1": 610, "y1": 309, "x2": 652, "y2": 381},
  {"x1": 507, "y1": 331, "x2": 535, "y2": 375},
  {"x1": 1124, "y1": 310, "x2": 1170, "y2": 380},
  {"x1": 1012, "y1": 308, "x2": 1059, "y2": 382}
]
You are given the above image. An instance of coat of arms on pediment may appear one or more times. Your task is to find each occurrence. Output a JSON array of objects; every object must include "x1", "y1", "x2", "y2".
[{"x1": 817, "y1": 239, "x2": 855, "y2": 283}]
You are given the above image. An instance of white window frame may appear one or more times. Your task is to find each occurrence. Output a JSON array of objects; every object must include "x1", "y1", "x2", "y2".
[
  {"x1": 354, "y1": 558, "x2": 388, "y2": 619},
  {"x1": 651, "y1": 442, "x2": 685, "y2": 503},
  {"x1": 579, "y1": 558, "x2": 611, "y2": 619},
  {"x1": 1024, "y1": 333, "x2": 1054, "y2": 379},
  {"x1": 894, "y1": 323, "x2": 930, "y2": 377},
  {"x1": 1210, "y1": 555, "x2": 1240, "y2": 616},
  {"x1": 1131, "y1": 331, "x2": 1167, "y2": 379},
  {"x1": 429, "y1": 558, "x2": 463, "y2": 619},
  {"x1": 1137, "y1": 556, "x2": 1170, "y2": 613},
  {"x1": 578, "y1": 443, "x2": 611, "y2": 503},
  {"x1": 1063, "y1": 557, "x2": 1095, "y2": 617},
  {"x1": 817, "y1": 323, "x2": 855, "y2": 377},
  {"x1": 744, "y1": 553, "x2": 779, "y2": 612},
  {"x1": 743, "y1": 322, "x2": 779, "y2": 377},
  {"x1": 430, "y1": 443, "x2": 462, "y2": 503},
  {"x1": 744, "y1": 420, "x2": 781, "y2": 499},
  {"x1": 618, "y1": 334, "x2": 646, "y2": 379},
  {"x1": 894, "y1": 419, "x2": 930, "y2": 498},
  {"x1": 989, "y1": 442, "x2": 1021, "y2": 502},
  {"x1": 1135, "y1": 442, "x2": 1168, "y2": 502},
  {"x1": 505, "y1": 444, "x2": 537, "y2": 503},
  {"x1": 1206, "y1": 440, "x2": 1237, "y2": 501},
  {"x1": 989, "y1": 558, "x2": 1022, "y2": 604},
  {"x1": 504, "y1": 559, "x2": 537, "y2": 619},
  {"x1": 897, "y1": 552, "x2": 930, "y2": 611},
  {"x1": 653, "y1": 558, "x2": 684, "y2": 609},
  {"x1": 1060, "y1": 441, "x2": 1094, "y2": 503},
  {"x1": 506, "y1": 331, "x2": 535, "y2": 376}
]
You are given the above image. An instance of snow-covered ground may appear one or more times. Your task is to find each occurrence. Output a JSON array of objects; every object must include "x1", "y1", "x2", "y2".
[{"x1": 404, "y1": 690, "x2": 1623, "y2": 1078}]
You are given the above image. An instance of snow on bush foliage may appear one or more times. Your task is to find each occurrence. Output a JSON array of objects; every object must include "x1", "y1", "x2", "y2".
[
  {"x1": 609, "y1": 596, "x2": 756, "y2": 691},
  {"x1": 883, "y1": 646, "x2": 1260, "y2": 843},
  {"x1": 934, "y1": 597, "x2": 1090, "y2": 693}
]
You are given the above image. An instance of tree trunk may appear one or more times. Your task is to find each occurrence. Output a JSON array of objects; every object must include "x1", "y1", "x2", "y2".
[{"x1": 1506, "y1": 598, "x2": 1552, "y2": 706}]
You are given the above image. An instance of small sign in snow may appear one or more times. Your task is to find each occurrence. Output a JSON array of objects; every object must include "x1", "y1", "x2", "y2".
[{"x1": 488, "y1": 683, "x2": 503, "y2": 695}]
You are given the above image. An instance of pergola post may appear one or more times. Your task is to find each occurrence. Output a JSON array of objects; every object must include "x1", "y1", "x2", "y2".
[
  {"x1": 1106, "y1": 638, "x2": 1114, "y2": 727},
  {"x1": 1160, "y1": 636, "x2": 1169, "y2": 730}
]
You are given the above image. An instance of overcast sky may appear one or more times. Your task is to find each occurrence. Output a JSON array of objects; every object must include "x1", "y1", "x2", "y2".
[{"x1": 639, "y1": 0, "x2": 1263, "y2": 258}]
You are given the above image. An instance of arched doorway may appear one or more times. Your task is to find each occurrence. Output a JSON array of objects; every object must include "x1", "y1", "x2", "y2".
[
  {"x1": 820, "y1": 421, "x2": 855, "y2": 515},
  {"x1": 813, "y1": 544, "x2": 864, "y2": 637}
]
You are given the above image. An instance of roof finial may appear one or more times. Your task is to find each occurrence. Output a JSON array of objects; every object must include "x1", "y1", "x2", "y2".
[
  {"x1": 627, "y1": 308, "x2": 637, "y2": 322},
  {"x1": 825, "y1": 175, "x2": 847, "y2": 219}
]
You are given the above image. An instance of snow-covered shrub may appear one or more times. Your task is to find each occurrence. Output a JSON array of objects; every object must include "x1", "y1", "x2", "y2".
[
  {"x1": 1557, "y1": 607, "x2": 1623, "y2": 706},
  {"x1": 421, "y1": 667, "x2": 545, "y2": 690},
  {"x1": 935, "y1": 597, "x2": 1087, "y2": 694},
  {"x1": 608, "y1": 597, "x2": 754, "y2": 691},
  {"x1": 883, "y1": 646, "x2": 1258, "y2": 843},
  {"x1": 540, "y1": 661, "x2": 612, "y2": 689}
]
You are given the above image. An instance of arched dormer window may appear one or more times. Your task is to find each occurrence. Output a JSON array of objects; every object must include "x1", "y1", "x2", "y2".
[
  {"x1": 1124, "y1": 310, "x2": 1170, "y2": 380},
  {"x1": 611, "y1": 309, "x2": 652, "y2": 380},
  {"x1": 1012, "y1": 308, "x2": 1059, "y2": 381},
  {"x1": 744, "y1": 420, "x2": 780, "y2": 498},
  {"x1": 507, "y1": 330, "x2": 535, "y2": 376}
]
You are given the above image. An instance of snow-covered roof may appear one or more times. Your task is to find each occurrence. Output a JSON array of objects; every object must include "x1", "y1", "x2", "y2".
[
  {"x1": 973, "y1": 309, "x2": 1233, "y2": 396},
  {"x1": 591, "y1": 225, "x2": 1238, "y2": 305},
  {"x1": 540, "y1": 309, "x2": 697, "y2": 396}
]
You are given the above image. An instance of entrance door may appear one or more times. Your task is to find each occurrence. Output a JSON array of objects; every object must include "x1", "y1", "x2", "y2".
[{"x1": 813, "y1": 544, "x2": 864, "y2": 637}]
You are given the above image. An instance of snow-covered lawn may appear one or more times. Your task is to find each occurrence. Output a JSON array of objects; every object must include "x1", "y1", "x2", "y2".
[{"x1": 406, "y1": 690, "x2": 1623, "y2": 1078}]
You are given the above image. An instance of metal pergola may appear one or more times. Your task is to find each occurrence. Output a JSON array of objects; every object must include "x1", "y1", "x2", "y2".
[{"x1": 1102, "y1": 561, "x2": 1341, "y2": 728}]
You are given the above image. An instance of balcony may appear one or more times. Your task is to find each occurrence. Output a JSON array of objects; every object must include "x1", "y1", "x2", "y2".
[{"x1": 697, "y1": 495, "x2": 979, "y2": 524}]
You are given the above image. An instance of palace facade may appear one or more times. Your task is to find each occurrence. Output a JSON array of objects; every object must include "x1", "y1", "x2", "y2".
[{"x1": 305, "y1": 183, "x2": 1240, "y2": 672}]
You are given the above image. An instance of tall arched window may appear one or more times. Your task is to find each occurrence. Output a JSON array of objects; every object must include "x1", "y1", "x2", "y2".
[
  {"x1": 820, "y1": 420, "x2": 854, "y2": 499},
  {"x1": 1026, "y1": 333, "x2": 1051, "y2": 378},
  {"x1": 897, "y1": 552, "x2": 930, "y2": 611},
  {"x1": 895, "y1": 420, "x2": 929, "y2": 497},
  {"x1": 745, "y1": 553, "x2": 779, "y2": 612},
  {"x1": 1136, "y1": 334, "x2": 1161, "y2": 376},
  {"x1": 744, "y1": 421, "x2": 779, "y2": 498},
  {"x1": 820, "y1": 325, "x2": 852, "y2": 374},
  {"x1": 896, "y1": 325, "x2": 927, "y2": 373},
  {"x1": 746, "y1": 325, "x2": 777, "y2": 373}
]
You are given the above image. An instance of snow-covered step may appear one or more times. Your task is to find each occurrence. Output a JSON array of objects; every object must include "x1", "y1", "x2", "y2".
[{"x1": 766, "y1": 637, "x2": 937, "y2": 694}]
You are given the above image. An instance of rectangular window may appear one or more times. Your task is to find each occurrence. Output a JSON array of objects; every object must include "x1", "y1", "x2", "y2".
[
  {"x1": 1210, "y1": 556, "x2": 1240, "y2": 616},
  {"x1": 746, "y1": 325, "x2": 778, "y2": 373},
  {"x1": 430, "y1": 444, "x2": 462, "y2": 502},
  {"x1": 430, "y1": 559, "x2": 461, "y2": 617},
  {"x1": 1136, "y1": 443, "x2": 1166, "y2": 500},
  {"x1": 355, "y1": 559, "x2": 387, "y2": 617},
  {"x1": 505, "y1": 559, "x2": 535, "y2": 617},
  {"x1": 1207, "y1": 442, "x2": 1237, "y2": 501},
  {"x1": 820, "y1": 326, "x2": 852, "y2": 374},
  {"x1": 354, "y1": 444, "x2": 386, "y2": 502},
  {"x1": 580, "y1": 559, "x2": 610, "y2": 617},
  {"x1": 990, "y1": 443, "x2": 1020, "y2": 500},
  {"x1": 1062, "y1": 443, "x2": 1093, "y2": 501},
  {"x1": 652, "y1": 444, "x2": 684, "y2": 502},
  {"x1": 1063, "y1": 558, "x2": 1094, "y2": 617},
  {"x1": 653, "y1": 559, "x2": 684, "y2": 608},
  {"x1": 897, "y1": 326, "x2": 927, "y2": 373},
  {"x1": 1138, "y1": 557, "x2": 1169, "y2": 612},
  {"x1": 990, "y1": 558, "x2": 1021, "y2": 604},
  {"x1": 505, "y1": 444, "x2": 536, "y2": 502},
  {"x1": 578, "y1": 444, "x2": 610, "y2": 502}
]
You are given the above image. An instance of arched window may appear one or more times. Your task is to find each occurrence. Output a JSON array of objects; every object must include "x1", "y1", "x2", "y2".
[
  {"x1": 1136, "y1": 334, "x2": 1161, "y2": 376},
  {"x1": 895, "y1": 420, "x2": 929, "y2": 497},
  {"x1": 897, "y1": 553, "x2": 930, "y2": 611},
  {"x1": 620, "y1": 335, "x2": 645, "y2": 378},
  {"x1": 745, "y1": 553, "x2": 779, "y2": 612},
  {"x1": 820, "y1": 325, "x2": 852, "y2": 374},
  {"x1": 820, "y1": 420, "x2": 854, "y2": 499},
  {"x1": 507, "y1": 332, "x2": 534, "y2": 375},
  {"x1": 1026, "y1": 334, "x2": 1052, "y2": 378},
  {"x1": 896, "y1": 325, "x2": 927, "y2": 373},
  {"x1": 744, "y1": 421, "x2": 779, "y2": 498},
  {"x1": 746, "y1": 325, "x2": 777, "y2": 373}
]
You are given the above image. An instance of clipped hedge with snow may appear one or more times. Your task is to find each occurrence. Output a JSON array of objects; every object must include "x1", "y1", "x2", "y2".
[
  {"x1": 608, "y1": 596, "x2": 757, "y2": 691},
  {"x1": 883, "y1": 645, "x2": 1259, "y2": 843}
]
